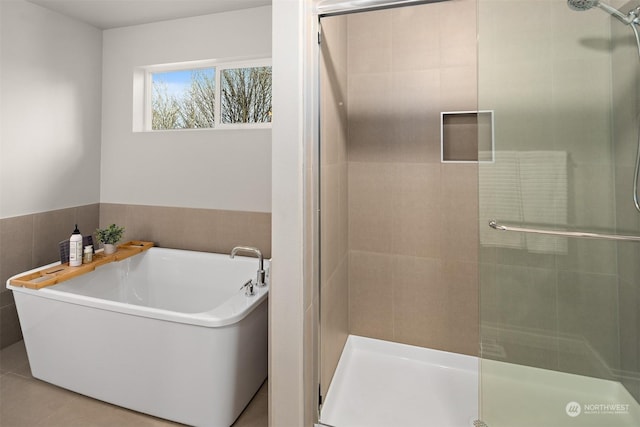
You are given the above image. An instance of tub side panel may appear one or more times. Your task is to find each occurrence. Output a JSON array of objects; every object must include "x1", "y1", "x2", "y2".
[{"x1": 14, "y1": 292, "x2": 267, "y2": 427}]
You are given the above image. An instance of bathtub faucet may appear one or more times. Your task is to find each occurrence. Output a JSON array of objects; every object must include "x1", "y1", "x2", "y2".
[{"x1": 230, "y1": 246, "x2": 266, "y2": 287}]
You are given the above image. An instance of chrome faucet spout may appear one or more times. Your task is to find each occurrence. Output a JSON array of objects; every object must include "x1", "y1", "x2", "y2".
[{"x1": 230, "y1": 246, "x2": 266, "y2": 286}]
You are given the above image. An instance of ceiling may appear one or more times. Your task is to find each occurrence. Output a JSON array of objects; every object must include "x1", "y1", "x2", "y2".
[{"x1": 25, "y1": 0, "x2": 272, "y2": 29}]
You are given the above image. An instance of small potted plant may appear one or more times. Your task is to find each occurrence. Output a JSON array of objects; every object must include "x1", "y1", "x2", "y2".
[{"x1": 95, "y1": 224, "x2": 125, "y2": 255}]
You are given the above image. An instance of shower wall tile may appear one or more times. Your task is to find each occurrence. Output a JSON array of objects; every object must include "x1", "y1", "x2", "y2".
[
  {"x1": 391, "y1": 70, "x2": 442, "y2": 164},
  {"x1": 479, "y1": 261, "x2": 499, "y2": 349},
  {"x1": 321, "y1": 255, "x2": 349, "y2": 396},
  {"x1": 557, "y1": 239, "x2": 617, "y2": 277},
  {"x1": 346, "y1": 1, "x2": 479, "y2": 356},
  {"x1": 482, "y1": 0, "x2": 553, "y2": 66},
  {"x1": 348, "y1": 162, "x2": 394, "y2": 254},
  {"x1": 319, "y1": 12, "x2": 350, "y2": 403},
  {"x1": 557, "y1": 271, "x2": 620, "y2": 379},
  {"x1": 440, "y1": 65, "x2": 478, "y2": 112},
  {"x1": 347, "y1": 73, "x2": 394, "y2": 163},
  {"x1": 487, "y1": 265, "x2": 561, "y2": 371},
  {"x1": 349, "y1": 251, "x2": 394, "y2": 341},
  {"x1": 441, "y1": 164, "x2": 478, "y2": 264},
  {"x1": 616, "y1": 240, "x2": 640, "y2": 285},
  {"x1": 493, "y1": 247, "x2": 556, "y2": 269},
  {"x1": 391, "y1": 163, "x2": 442, "y2": 259},
  {"x1": 392, "y1": 255, "x2": 446, "y2": 349},
  {"x1": 569, "y1": 163, "x2": 616, "y2": 228},
  {"x1": 391, "y1": 5, "x2": 440, "y2": 71},
  {"x1": 443, "y1": 260, "x2": 479, "y2": 356},
  {"x1": 321, "y1": 164, "x2": 347, "y2": 281},
  {"x1": 494, "y1": 265, "x2": 558, "y2": 334},
  {"x1": 99, "y1": 204, "x2": 271, "y2": 258},
  {"x1": 347, "y1": 9, "x2": 392, "y2": 74},
  {"x1": 551, "y1": 58, "x2": 612, "y2": 165},
  {"x1": 618, "y1": 277, "x2": 639, "y2": 396},
  {"x1": 321, "y1": 45, "x2": 348, "y2": 167},
  {"x1": 439, "y1": 0, "x2": 477, "y2": 68}
]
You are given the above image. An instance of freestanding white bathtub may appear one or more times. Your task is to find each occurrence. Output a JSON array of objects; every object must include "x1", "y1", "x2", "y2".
[{"x1": 6, "y1": 247, "x2": 269, "y2": 427}]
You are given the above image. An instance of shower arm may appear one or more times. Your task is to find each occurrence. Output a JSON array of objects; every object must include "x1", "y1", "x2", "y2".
[{"x1": 597, "y1": 1, "x2": 636, "y2": 24}]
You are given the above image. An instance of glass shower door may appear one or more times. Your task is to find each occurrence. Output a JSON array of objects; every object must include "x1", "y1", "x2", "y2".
[{"x1": 478, "y1": 1, "x2": 640, "y2": 426}]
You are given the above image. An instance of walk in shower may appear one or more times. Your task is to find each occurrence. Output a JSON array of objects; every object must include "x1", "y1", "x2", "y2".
[{"x1": 314, "y1": 0, "x2": 640, "y2": 426}]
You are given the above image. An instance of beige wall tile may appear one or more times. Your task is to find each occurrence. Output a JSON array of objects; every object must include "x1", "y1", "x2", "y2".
[
  {"x1": 440, "y1": 65, "x2": 478, "y2": 113},
  {"x1": 391, "y1": 4, "x2": 440, "y2": 71},
  {"x1": 443, "y1": 260, "x2": 478, "y2": 356},
  {"x1": 347, "y1": 73, "x2": 394, "y2": 163},
  {"x1": 1, "y1": 204, "x2": 100, "y2": 349},
  {"x1": 321, "y1": 164, "x2": 345, "y2": 282},
  {"x1": 321, "y1": 255, "x2": 348, "y2": 397},
  {"x1": 441, "y1": 164, "x2": 478, "y2": 263},
  {"x1": 349, "y1": 250, "x2": 394, "y2": 340},
  {"x1": 0, "y1": 305, "x2": 23, "y2": 349},
  {"x1": 318, "y1": 14, "x2": 349, "y2": 410},
  {"x1": 0, "y1": 215, "x2": 34, "y2": 284},
  {"x1": 391, "y1": 70, "x2": 442, "y2": 163},
  {"x1": 33, "y1": 207, "x2": 77, "y2": 266},
  {"x1": 100, "y1": 204, "x2": 272, "y2": 258},
  {"x1": 343, "y1": 2, "x2": 480, "y2": 354},
  {"x1": 348, "y1": 162, "x2": 394, "y2": 253},
  {"x1": 439, "y1": 0, "x2": 477, "y2": 68},
  {"x1": 391, "y1": 163, "x2": 442, "y2": 259},
  {"x1": 75, "y1": 204, "x2": 100, "y2": 242},
  {"x1": 347, "y1": 9, "x2": 392, "y2": 74},
  {"x1": 98, "y1": 203, "x2": 128, "y2": 236},
  {"x1": 392, "y1": 254, "x2": 446, "y2": 348}
]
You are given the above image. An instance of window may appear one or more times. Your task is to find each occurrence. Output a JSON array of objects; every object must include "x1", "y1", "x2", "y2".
[
  {"x1": 152, "y1": 68, "x2": 216, "y2": 130},
  {"x1": 135, "y1": 59, "x2": 272, "y2": 131},
  {"x1": 220, "y1": 66, "x2": 272, "y2": 124}
]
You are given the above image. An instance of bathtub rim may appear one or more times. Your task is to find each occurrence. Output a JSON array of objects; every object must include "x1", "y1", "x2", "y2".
[{"x1": 7, "y1": 247, "x2": 270, "y2": 328}]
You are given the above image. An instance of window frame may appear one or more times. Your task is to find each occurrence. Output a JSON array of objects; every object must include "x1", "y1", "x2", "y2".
[{"x1": 138, "y1": 58, "x2": 272, "y2": 132}]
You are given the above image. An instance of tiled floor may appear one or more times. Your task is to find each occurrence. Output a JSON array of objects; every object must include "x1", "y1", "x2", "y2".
[{"x1": 0, "y1": 340, "x2": 268, "y2": 427}]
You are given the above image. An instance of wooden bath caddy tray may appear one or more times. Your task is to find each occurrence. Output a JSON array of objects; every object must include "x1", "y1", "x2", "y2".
[{"x1": 9, "y1": 241, "x2": 154, "y2": 290}]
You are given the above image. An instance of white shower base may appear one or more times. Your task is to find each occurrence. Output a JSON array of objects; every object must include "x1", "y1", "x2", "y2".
[{"x1": 319, "y1": 335, "x2": 640, "y2": 427}]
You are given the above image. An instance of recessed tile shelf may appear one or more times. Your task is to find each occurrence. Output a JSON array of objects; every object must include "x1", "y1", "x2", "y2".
[{"x1": 441, "y1": 110, "x2": 494, "y2": 163}]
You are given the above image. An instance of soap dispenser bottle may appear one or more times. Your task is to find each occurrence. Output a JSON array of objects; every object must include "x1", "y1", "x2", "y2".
[{"x1": 69, "y1": 224, "x2": 83, "y2": 267}]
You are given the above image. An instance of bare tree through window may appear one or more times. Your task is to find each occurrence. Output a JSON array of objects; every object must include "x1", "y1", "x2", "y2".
[{"x1": 221, "y1": 67, "x2": 272, "y2": 124}]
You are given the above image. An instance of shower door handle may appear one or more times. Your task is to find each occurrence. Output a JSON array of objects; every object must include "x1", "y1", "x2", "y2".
[{"x1": 488, "y1": 220, "x2": 640, "y2": 242}]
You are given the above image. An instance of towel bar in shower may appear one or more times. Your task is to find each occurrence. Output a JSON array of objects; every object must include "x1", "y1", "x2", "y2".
[{"x1": 488, "y1": 220, "x2": 640, "y2": 242}]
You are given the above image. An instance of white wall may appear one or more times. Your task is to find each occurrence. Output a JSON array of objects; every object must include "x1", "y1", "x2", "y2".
[
  {"x1": 0, "y1": 0, "x2": 102, "y2": 218},
  {"x1": 100, "y1": 6, "x2": 272, "y2": 213},
  {"x1": 270, "y1": 0, "x2": 309, "y2": 425}
]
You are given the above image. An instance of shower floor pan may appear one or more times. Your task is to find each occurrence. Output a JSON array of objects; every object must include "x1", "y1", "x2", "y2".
[{"x1": 319, "y1": 335, "x2": 640, "y2": 427}]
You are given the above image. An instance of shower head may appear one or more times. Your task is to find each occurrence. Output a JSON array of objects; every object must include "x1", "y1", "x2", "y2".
[
  {"x1": 567, "y1": 0, "x2": 636, "y2": 25},
  {"x1": 567, "y1": 0, "x2": 599, "y2": 11}
]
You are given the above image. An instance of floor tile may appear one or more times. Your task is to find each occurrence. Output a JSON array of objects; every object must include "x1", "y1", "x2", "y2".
[{"x1": 0, "y1": 340, "x2": 31, "y2": 378}]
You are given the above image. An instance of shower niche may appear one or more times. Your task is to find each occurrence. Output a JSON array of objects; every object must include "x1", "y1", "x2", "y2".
[{"x1": 441, "y1": 110, "x2": 494, "y2": 163}]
